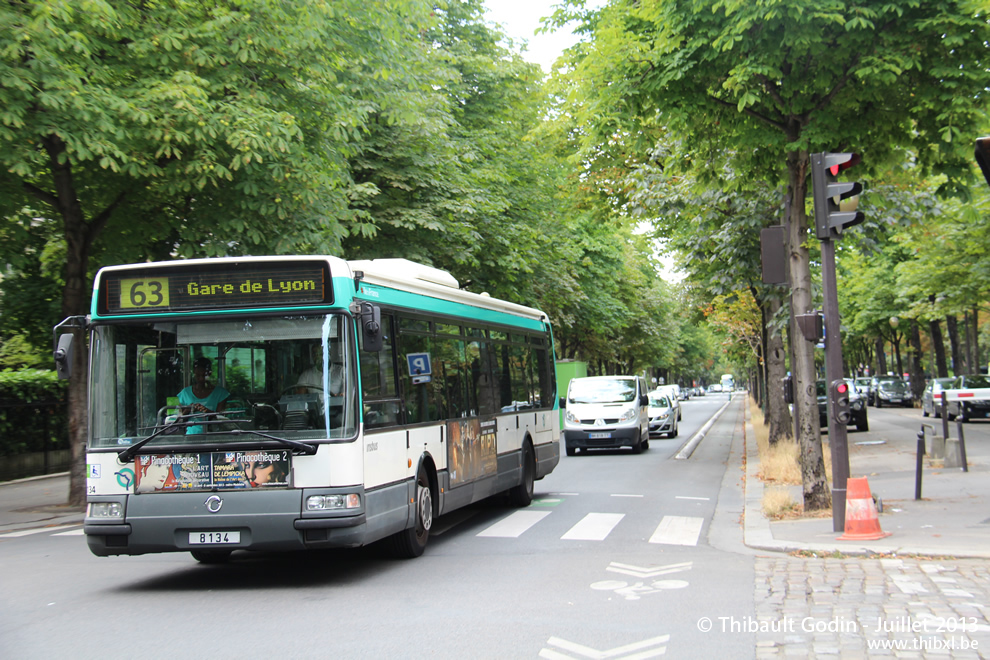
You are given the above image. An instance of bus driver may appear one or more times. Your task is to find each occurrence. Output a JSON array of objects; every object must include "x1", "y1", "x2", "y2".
[{"x1": 177, "y1": 356, "x2": 230, "y2": 434}]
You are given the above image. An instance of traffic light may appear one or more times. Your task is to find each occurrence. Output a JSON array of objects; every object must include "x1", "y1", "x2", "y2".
[
  {"x1": 811, "y1": 152, "x2": 864, "y2": 240},
  {"x1": 830, "y1": 379, "x2": 851, "y2": 425},
  {"x1": 795, "y1": 312, "x2": 823, "y2": 342}
]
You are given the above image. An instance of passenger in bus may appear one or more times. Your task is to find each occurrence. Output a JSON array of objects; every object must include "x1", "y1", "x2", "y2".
[
  {"x1": 177, "y1": 356, "x2": 230, "y2": 434},
  {"x1": 295, "y1": 342, "x2": 344, "y2": 396}
]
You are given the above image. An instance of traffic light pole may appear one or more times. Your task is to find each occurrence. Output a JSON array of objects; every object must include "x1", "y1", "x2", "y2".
[{"x1": 821, "y1": 236, "x2": 850, "y2": 532}]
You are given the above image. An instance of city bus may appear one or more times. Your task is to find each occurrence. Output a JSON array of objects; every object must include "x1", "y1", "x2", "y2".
[
  {"x1": 56, "y1": 256, "x2": 559, "y2": 561},
  {"x1": 720, "y1": 374, "x2": 734, "y2": 392}
]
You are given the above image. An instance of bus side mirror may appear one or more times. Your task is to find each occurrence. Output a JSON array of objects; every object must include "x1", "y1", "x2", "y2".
[
  {"x1": 54, "y1": 334, "x2": 74, "y2": 380},
  {"x1": 358, "y1": 302, "x2": 383, "y2": 352}
]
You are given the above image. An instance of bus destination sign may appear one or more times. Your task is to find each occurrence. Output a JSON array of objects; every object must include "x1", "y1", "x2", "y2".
[{"x1": 99, "y1": 261, "x2": 332, "y2": 315}]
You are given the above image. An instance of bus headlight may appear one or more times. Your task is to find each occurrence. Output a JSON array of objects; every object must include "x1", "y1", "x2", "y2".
[
  {"x1": 306, "y1": 494, "x2": 361, "y2": 511},
  {"x1": 88, "y1": 502, "x2": 123, "y2": 519}
]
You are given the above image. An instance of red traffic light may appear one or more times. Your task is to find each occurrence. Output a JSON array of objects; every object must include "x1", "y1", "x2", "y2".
[
  {"x1": 828, "y1": 152, "x2": 861, "y2": 176},
  {"x1": 836, "y1": 382, "x2": 848, "y2": 395}
]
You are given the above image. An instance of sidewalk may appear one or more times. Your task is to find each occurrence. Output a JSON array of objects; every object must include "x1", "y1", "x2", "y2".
[
  {"x1": 0, "y1": 472, "x2": 83, "y2": 534},
  {"x1": 743, "y1": 398, "x2": 990, "y2": 559}
]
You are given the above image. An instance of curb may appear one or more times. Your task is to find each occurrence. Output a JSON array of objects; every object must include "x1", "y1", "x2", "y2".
[
  {"x1": 674, "y1": 394, "x2": 735, "y2": 460},
  {"x1": 741, "y1": 410, "x2": 990, "y2": 559}
]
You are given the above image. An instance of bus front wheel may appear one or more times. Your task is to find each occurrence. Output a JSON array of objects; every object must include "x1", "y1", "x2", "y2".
[{"x1": 388, "y1": 465, "x2": 433, "y2": 558}]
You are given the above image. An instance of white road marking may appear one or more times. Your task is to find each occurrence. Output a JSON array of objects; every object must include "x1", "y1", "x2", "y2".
[
  {"x1": 674, "y1": 496, "x2": 709, "y2": 501},
  {"x1": 648, "y1": 516, "x2": 704, "y2": 546},
  {"x1": 606, "y1": 561, "x2": 692, "y2": 579},
  {"x1": 476, "y1": 510, "x2": 551, "y2": 538},
  {"x1": 52, "y1": 528, "x2": 85, "y2": 536},
  {"x1": 610, "y1": 494, "x2": 643, "y2": 498},
  {"x1": 561, "y1": 513, "x2": 625, "y2": 541},
  {"x1": 540, "y1": 634, "x2": 669, "y2": 659},
  {"x1": 0, "y1": 524, "x2": 78, "y2": 538}
]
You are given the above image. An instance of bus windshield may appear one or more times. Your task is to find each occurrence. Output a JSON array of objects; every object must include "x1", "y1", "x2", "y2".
[{"x1": 89, "y1": 314, "x2": 357, "y2": 450}]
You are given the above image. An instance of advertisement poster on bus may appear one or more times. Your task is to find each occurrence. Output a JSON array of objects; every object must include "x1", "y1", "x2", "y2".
[
  {"x1": 448, "y1": 417, "x2": 497, "y2": 487},
  {"x1": 134, "y1": 450, "x2": 291, "y2": 492}
]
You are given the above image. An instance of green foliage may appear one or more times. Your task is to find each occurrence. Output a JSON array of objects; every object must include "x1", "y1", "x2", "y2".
[{"x1": 0, "y1": 369, "x2": 67, "y2": 457}]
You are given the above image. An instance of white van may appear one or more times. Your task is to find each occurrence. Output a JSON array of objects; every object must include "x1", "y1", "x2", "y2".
[{"x1": 561, "y1": 376, "x2": 650, "y2": 455}]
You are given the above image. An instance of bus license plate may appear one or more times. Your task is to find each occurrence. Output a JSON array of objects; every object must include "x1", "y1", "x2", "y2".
[
  {"x1": 589, "y1": 432, "x2": 612, "y2": 439},
  {"x1": 189, "y1": 531, "x2": 240, "y2": 545}
]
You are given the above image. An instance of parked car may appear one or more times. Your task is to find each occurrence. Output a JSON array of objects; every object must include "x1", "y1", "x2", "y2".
[
  {"x1": 817, "y1": 379, "x2": 869, "y2": 432},
  {"x1": 946, "y1": 374, "x2": 990, "y2": 422},
  {"x1": 921, "y1": 377, "x2": 956, "y2": 418},
  {"x1": 647, "y1": 391, "x2": 679, "y2": 438},
  {"x1": 872, "y1": 376, "x2": 912, "y2": 408},
  {"x1": 855, "y1": 377, "x2": 875, "y2": 406},
  {"x1": 561, "y1": 376, "x2": 650, "y2": 455}
]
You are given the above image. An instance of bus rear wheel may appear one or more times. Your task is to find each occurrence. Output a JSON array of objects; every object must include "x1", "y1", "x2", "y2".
[
  {"x1": 507, "y1": 443, "x2": 534, "y2": 507},
  {"x1": 388, "y1": 465, "x2": 433, "y2": 558}
]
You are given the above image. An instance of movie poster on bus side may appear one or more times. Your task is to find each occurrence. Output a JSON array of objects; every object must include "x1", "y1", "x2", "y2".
[
  {"x1": 448, "y1": 417, "x2": 497, "y2": 487},
  {"x1": 134, "y1": 451, "x2": 291, "y2": 492}
]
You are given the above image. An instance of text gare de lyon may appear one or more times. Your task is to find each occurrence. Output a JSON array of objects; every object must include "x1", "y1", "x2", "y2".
[{"x1": 185, "y1": 278, "x2": 318, "y2": 297}]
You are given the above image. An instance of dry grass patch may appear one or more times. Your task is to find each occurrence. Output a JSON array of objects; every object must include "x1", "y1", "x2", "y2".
[
  {"x1": 750, "y1": 399, "x2": 833, "y2": 519},
  {"x1": 762, "y1": 485, "x2": 800, "y2": 518}
]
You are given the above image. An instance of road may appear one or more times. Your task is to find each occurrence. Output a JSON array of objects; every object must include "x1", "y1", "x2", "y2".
[
  {"x1": 5, "y1": 394, "x2": 986, "y2": 659},
  {"x1": 0, "y1": 392, "x2": 757, "y2": 659}
]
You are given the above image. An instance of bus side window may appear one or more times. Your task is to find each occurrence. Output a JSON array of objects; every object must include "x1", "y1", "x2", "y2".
[{"x1": 361, "y1": 314, "x2": 401, "y2": 429}]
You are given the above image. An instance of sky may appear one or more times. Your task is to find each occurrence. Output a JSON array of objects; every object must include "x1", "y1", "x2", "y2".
[
  {"x1": 482, "y1": 2, "x2": 681, "y2": 280},
  {"x1": 483, "y1": 1, "x2": 589, "y2": 74}
]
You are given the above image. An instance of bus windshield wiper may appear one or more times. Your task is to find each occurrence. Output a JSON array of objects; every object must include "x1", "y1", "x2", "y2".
[
  {"x1": 118, "y1": 416, "x2": 318, "y2": 463},
  {"x1": 217, "y1": 428, "x2": 317, "y2": 455},
  {"x1": 117, "y1": 416, "x2": 196, "y2": 463}
]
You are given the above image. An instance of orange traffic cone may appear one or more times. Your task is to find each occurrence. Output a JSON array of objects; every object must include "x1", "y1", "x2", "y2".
[{"x1": 838, "y1": 477, "x2": 891, "y2": 541}]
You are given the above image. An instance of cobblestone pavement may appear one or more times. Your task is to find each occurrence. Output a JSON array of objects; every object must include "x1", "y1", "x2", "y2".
[{"x1": 753, "y1": 556, "x2": 990, "y2": 658}]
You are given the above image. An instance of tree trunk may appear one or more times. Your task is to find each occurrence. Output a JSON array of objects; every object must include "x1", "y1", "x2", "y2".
[
  {"x1": 39, "y1": 134, "x2": 122, "y2": 506},
  {"x1": 947, "y1": 315, "x2": 962, "y2": 375},
  {"x1": 44, "y1": 135, "x2": 93, "y2": 508},
  {"x1": 765, "y1": 296, "x2": 791, "y2": 445},
  {"x1": 929, "y1": 316, "x2": 948, "y2": 378},
  {"x1": 876, "y1": 337, "x2": 887, "y2": 375},
  {"x1": 893, "y1": 334, "x2": 903, "y2": 377},
  {"x1": 784, "y1": 156, "x2": 830, "y2": 512},
  {"x1": 908, "y1": 321, "x2": 925, "y2": 401},
  {"x1": 970, "y1": 307, "x2": 981, "y2": 373}
]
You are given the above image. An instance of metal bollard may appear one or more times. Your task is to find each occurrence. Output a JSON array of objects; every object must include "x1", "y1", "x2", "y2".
[
  {"x1": 915, "y1": 429, "x2": 925, "y2": 500},
  {"x1": 956, "y1": 416, "x2": 969, "y2": 472}
]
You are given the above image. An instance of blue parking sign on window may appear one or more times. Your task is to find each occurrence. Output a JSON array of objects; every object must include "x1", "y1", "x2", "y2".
[{"x1": 407, "y1": 353, "x2": 432, "y2": 384}]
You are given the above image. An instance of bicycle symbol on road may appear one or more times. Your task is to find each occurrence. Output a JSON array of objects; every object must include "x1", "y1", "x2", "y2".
[{"x1": 590, "y1": 561, "x2": 692, "y2": 601}]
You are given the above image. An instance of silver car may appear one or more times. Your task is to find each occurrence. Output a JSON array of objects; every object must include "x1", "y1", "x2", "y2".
[{"x1": 922, "y1": 377, "x2": 955, "y2": 418}]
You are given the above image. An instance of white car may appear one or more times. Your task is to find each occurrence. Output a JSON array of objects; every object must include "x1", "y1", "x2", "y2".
[
  {"x1": 647, "y1": 391, "x2": 678, "y2": 438},
  {"x1": 655, "y1": 385, "x2": 682, "y2": 421}
]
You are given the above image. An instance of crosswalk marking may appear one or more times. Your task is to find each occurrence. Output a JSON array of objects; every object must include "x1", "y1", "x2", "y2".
[
  {"x1": 6, "y1": 511, "x2": 709, "y2": 548},
  {"x1": 561, "y1": 513, "x2": 625, "y2": 541},
  {"x1": 476, "y1": 510, "x2": 551, "y2": 538},
  {"x1": 648, "y1": 516, "x2": 704, "y2": 546}
]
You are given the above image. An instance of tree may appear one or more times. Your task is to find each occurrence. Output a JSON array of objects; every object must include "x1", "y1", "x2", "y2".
[
  {"x1": 0, "y1": 0, "x2": 437, "y2": 503},
  {"x1": 562, "y1": 0, "x2": 990, "y2": 510}
]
